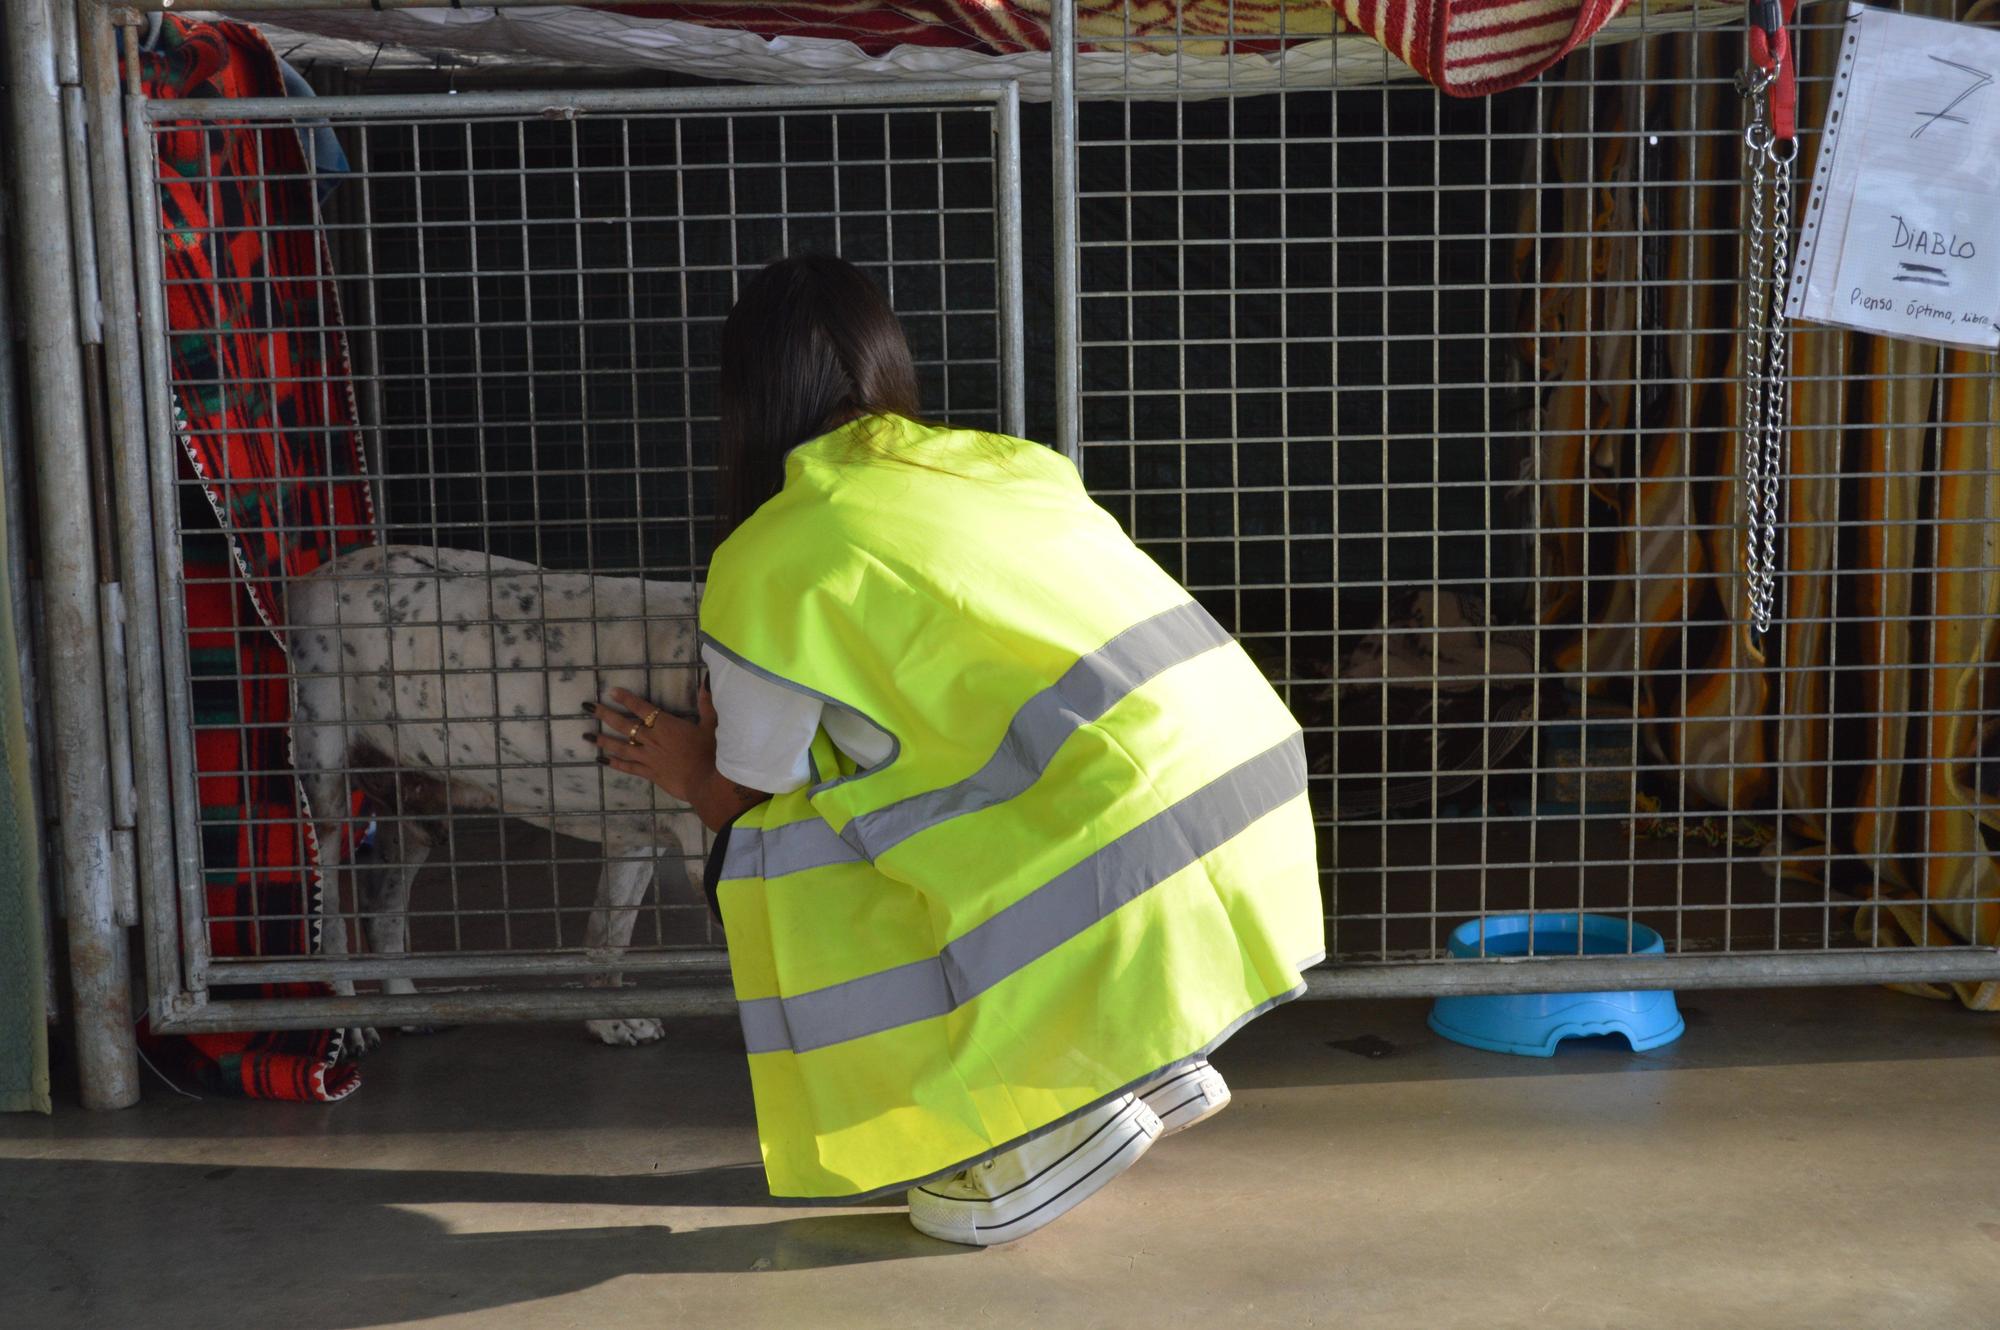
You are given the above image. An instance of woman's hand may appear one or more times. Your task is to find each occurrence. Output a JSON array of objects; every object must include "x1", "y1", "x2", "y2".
[
  {"x1": 590, "y1": 687, "x2": 769, "y2": 831},
  {"x1": 590, "y1": 686, "x2": 713, "y2": 803}
]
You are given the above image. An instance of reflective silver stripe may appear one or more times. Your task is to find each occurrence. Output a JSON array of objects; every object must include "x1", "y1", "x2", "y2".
[
  {"x1": 722, "y1": 600, "x2": 1232, "y2": 882},
  {"x1": 845, "y1": 600, "x2": 1234, "y2": 859},
  {"x1": 942, "y1": 731, "x2": 1304, "y2": 1000},
  {"x1": 719, "y1": 825, "x2": 763, "y2": 882},
  {"x1": 739, "y1": 955, "x2": 952, "y2": 1058},
  {"x1": 719, "y1": 817, "x2": 858, "y2": 882},
  {"x1": 736, "y1": 995, "x2": 790, "y2": 1054},
  {"x1": 737, "y1": 731, "x2": 1306, "y2": 1056}
]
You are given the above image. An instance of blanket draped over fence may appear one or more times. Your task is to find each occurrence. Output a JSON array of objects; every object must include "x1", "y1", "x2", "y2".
[
  {"x1": 604, "y1": 0, "x2": 1633, "y2": 95},
  {"x1": 1519, "y1": 2, "x2": 2000, "y2": 1010},
  {"x1": 134, "y1": 15, "x2": 377, "y2": 1099},
  {"x1": 268, "y1": 0, "x2": 1670, "y2": 99}
]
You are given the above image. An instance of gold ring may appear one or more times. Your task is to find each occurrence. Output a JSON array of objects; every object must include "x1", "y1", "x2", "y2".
[
  {"x1": 642, "y1": 709, "x2": 661, "y2": 729},
  {"x1": 626, "y1": 725, "x2": 641, "y2": 745}
]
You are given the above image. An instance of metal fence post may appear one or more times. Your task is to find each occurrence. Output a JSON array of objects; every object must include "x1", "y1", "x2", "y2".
[
  {"x1": 80, "y1": 0, "x2": 182, "y2": 1014},
  {"x1": 3, "y1": 0, "x2": 139, "y2": 1108},
  {"x1": 995, "y1": 82, "x2": 1026, "y2": 439},
  {"x1": 1050, "y1": 0, "x2": 1080, "y2": 463},
  {"x1": 121, "y1": 24, "x2": 212, "y2": 1001}
]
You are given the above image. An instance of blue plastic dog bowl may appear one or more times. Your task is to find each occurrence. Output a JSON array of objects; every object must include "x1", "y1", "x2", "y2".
[{"x1": 1427, "y1": 913, "x2": 1686, "y2": 1057}]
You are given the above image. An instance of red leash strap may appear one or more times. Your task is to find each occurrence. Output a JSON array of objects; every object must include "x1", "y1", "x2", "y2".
[{"x1": 1747, "y1": 0, "x2": 1800, "y2": 141}]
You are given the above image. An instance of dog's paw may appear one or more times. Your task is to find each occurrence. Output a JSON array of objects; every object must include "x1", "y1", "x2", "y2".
[
  {"x1": 587, "y1": 1017, "x2": 665, "y2": 1047},
  {"x1": 341, "y1": 1026, "x2": 383, "y2": 1058}
]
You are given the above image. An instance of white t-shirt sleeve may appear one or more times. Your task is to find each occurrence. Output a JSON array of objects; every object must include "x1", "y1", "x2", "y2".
[{"x1": 703, "y1": 645, "x2": 820, "y2": 795}]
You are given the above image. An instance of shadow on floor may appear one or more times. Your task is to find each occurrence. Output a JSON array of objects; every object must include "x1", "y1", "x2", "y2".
[
  {"x1": 23, "y1": 1013, "x2": 759, "y2": 1142},
  {"x1": 13, "y1": 987, "x2": 1997, "y2": 1151},
  {"x1": 1223, "y1": 985, "x2": 2000, "y2": 1089},
  {"x1": 0, "y1": 1155, "x2": 952, "y2": 1330}
]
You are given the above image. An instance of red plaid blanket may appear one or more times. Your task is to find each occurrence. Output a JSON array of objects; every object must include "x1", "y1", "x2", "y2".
[{"x1": 134, "y1": 15, "x2": 374, "y2": 1102}]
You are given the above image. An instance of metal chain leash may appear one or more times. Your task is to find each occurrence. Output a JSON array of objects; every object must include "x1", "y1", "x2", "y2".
[{"x1": 1737, "y1": 57, "x2": 1798, "y2": 640}]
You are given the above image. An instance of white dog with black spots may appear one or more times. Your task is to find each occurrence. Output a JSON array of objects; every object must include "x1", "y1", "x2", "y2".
[{"x1": 288, "y1": 544, "x2": 706, "y2": 1049}]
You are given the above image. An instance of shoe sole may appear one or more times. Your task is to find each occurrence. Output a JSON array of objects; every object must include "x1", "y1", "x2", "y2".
[
  {"x1": 909, "y1": 1097, "x2": 1162, "y2": 1247},
  {"x1": 1141, "y1": 1064, "x2": 1231, "y2": 1137}
]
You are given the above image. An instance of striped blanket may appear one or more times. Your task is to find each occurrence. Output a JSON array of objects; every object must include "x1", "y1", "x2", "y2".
[{"x1": 610, "y1": 0, "x2": 1633, "y2": 95}]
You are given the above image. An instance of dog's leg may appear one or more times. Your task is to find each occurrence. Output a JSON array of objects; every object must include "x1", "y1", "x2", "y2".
[
  {"x1": 583, "y1": 854, "x2": 665, "y2": 1047},
  {"x1": 360, "y1": 818, "x2": 438, "y2": 1032},
  {"x1": 305, "y1": 785, "x2": 381, "y2": 1058},
  {"x1": 294, "y1": 658, "x2": 381, "y2": 1057}
]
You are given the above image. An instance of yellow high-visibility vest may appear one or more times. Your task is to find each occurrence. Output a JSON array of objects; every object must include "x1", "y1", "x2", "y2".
[{"x1": 702, "y1": 414, "x2": 1324, "y2": 1199}]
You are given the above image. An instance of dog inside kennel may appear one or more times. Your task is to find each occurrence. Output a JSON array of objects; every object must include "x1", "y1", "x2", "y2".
[
  {"x1": 5, "y1": 0, "x2": 2000, "y2": 1322},
  {"x1": 152, "y1": 56, "x2": 1026, "y2": 1053}
]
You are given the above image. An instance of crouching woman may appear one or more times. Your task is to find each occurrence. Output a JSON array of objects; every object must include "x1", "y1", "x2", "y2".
[{"x1": 596, "y1": 254, "x2": 1324, "y2": 1245}]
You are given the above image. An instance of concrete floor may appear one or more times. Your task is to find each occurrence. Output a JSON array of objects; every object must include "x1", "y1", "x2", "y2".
[{"x1": 4, "y1": 987, "x2": 1999, "y2": 1330}]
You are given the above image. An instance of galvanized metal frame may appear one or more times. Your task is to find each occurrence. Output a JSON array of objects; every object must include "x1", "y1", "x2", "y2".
[
  {"x1": 126, "y1": 74, "x2": 1027, "y2": 1033},
  {"x1": 1051, "y1": 0, "x2": 2000, "y2": 995},
  {"x1": 117, "y1": 15, "x2": 215, "y2": 1026},
  {"x1": 188, "y1": 946, "x2": 2000, "y2": 1034},
  {"x1": 84, "y1": 5, "x2": 182, "y2": 1038},
  {"x1": 44, "y1": 0, "x2": 1993, "y2": 1059},
  {"x1": 4, "y1": 0, "x2": 140, "y2": 1105}
]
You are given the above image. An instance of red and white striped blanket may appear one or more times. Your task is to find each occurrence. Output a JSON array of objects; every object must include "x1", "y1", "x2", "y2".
[
  {"x1": 605, "y1": 0, "x2": 1633, "y2": 96},
  {"x1": 278, "y1": 0, "x2": 1664, "y2": 98}
]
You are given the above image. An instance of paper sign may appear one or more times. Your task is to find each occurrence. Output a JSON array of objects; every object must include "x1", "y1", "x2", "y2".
[{"x1": 1786, "y1": 5, "x2": 2000, "y2": 351}]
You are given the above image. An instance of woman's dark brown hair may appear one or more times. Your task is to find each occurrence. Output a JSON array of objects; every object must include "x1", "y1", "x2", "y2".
[{"x1": 715, "y1": 254, "x2": 921, "y2": 535}]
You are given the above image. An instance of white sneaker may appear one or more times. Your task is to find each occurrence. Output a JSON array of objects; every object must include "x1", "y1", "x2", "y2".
[
  {"x1": 1137, "y1": 1059, "x2": 1231, "y2": 1136},
  {"x1": 907, "y1": 1092, "x2": 1162, "y2": 1247}
]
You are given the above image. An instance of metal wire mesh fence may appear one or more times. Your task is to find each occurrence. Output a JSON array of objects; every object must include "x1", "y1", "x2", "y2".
[
  {"x1": 1066, "y1": 2, "x2": 2000, "y2": 982},
  {"x1": 136, "y1": 84, "x2": 1024, "y2": 1011},
  {"x1": 115, "y1": 2, "x2": 2000, "y2": 1035}
]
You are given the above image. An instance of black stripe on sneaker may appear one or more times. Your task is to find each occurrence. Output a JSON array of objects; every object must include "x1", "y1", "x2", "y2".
[
  {"x1": 1155, "y1": 1092, "x2": 1207, "y2": 1120},
  {"x1": 915, "y1": 1106, "x2": 1131, "y2": 1206},
  {"x1": 976, "y1": 1124, "x2": 1152, "y2": 1233},
  {"x1": 1143, "y1": 1067, "x2": 1201, "y2": 1096}
]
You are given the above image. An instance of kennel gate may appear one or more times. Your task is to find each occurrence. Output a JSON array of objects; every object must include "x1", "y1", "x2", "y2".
[
  {"x1": 127, "y1": 77, "x2": 1027, "y2": 1033},
  {"x1": 91, "y1": 0, "x2": 2000, "y2": 1042},
  {"x1": 1054, "y1": 0, "x2": 2000, "y2": 999}
]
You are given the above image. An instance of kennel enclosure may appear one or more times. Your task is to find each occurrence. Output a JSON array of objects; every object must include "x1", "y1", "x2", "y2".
[
  {"x1": 7, "y1": 0, "x2": 2000, "y2": 1105},
  {"x1": 135, "y1": 74, "x2": 1028, "y2": 1036}
]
